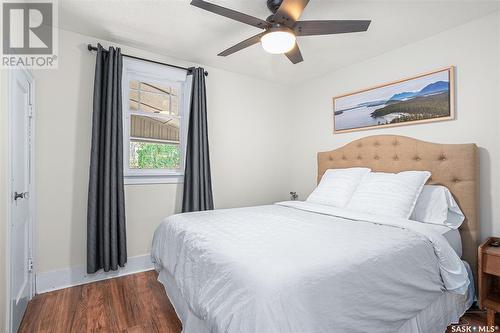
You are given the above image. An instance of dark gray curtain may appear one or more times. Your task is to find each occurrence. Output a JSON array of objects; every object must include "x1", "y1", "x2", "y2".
[
  {"x1": 87, "y1": 44, "x2": 127, "y2": 274},
  {"x1": 182, "y1": 68, "x2": 214, "y2": 212}
]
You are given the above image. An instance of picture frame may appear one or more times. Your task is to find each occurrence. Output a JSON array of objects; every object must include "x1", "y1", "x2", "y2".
[{"x1": 333, "y1": 66, "x2": 455, "y2": 134}]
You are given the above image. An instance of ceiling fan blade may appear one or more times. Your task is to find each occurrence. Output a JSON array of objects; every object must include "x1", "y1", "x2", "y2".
[
  {"x1": 273, "y1": 0, "x2": 310, "y2": 26},
  {"x1": 294, "y1": 20, "x2": 371, "y2": 36},
  {"x1": 190, "y1": 0, "x2": 270, "y2": 29},
  {"x1": 218, "y1": 32, "x2": 266, "y2": 57},
  {"x1": 285, "y1": 42, "x2": 303, "y2": 64}
]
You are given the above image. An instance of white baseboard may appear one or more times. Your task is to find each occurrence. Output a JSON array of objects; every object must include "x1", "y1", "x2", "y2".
[{"x1": 35, "y1": 254, "x2": 154, "y2": 294}]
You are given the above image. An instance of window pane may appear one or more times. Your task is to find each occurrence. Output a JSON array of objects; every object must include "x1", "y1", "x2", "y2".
[
  {"x1": 129, "y1": 101, "x2": 139, "y2": 111},
  {"x1": 130, "y1": 115, "x2": 179, "y2": 142},
  {"x1": 129, "y1": 80, "x2": 139, "y2": 90},
  {"x1": 129, "y1": 90, "x2": 139, "y2": 110},
  {"x1": 166, "y1": 117, "x2": 180, "y2": 129},
  {"x1": 170, "y1": 95, "x2": 179, "y2": 116},
  {"x1": 139, "y1": 91, "x2": 169, "y2": 114},
  {"x1": 140, "y1": 82, "x2": 171, "y2": 94},
  {"x1": 129, "y1": 141, "x2": 180, "y2": 169},
  {"x1": 129, "y1": 80, "x2": 179, "y2": 115}
]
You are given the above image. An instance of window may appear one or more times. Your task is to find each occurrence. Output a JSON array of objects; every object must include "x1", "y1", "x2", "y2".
[{"x1": 122, "y1": 58, "x2": 192, "y2": 184}]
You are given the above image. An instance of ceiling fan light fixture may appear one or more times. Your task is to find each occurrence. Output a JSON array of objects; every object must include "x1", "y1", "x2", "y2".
[
  {"x1": 191, "y1": 0, "x2": 372, "y2": 64},
  {"x1": 261, "y1": 28, "x2": 296, "y2": 54}
]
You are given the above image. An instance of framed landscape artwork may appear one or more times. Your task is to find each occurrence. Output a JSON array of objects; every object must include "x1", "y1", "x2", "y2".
[{"x1": 333, "y1": 67, "x2": 455, "y2": 133}]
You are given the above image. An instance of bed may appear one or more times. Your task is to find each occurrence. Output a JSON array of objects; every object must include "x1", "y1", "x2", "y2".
[{"x1": 152, "y1": 135, "x2": 479, "y2": 333}]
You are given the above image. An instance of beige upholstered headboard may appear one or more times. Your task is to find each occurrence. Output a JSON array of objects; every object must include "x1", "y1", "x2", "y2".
[{"x1": 318, "y1": 135, "x2": 479, "y2": 276}]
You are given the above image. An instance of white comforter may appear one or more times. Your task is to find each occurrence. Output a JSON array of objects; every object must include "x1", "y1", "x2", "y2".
[{"x1": 151, "y1": 201, "x2": 469, "y2": 333}]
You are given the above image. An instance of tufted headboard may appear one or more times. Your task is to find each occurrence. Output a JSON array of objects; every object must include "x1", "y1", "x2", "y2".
[{"x1": 317, "y1": 135, "x2": 479, "y2": 277}]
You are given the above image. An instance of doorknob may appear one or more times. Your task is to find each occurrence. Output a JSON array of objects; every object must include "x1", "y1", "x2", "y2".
[{"x1": 14, "y1": 191, "x2": 28, "y2": 201}]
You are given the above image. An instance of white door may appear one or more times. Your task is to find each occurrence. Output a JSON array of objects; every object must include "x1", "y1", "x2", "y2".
[{"x1": 9, "y1": 70, "x2": 34, "y2": 333}]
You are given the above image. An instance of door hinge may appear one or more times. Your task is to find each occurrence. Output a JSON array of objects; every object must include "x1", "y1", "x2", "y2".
[
  {"x1": 28, "y1": 82, "x2": 33, "y2": 106},
  {"x1": 28, "y1": 257, "x2": 34, "y2": 272}
]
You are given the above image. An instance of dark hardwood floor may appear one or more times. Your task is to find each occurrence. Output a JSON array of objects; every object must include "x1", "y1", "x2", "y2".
[
  {"x1": 19, "y1": 270, "x2": 491, "y2": 333},
  {"x1": 19, "y1": 270, "x2": 181, "y2": 333}
]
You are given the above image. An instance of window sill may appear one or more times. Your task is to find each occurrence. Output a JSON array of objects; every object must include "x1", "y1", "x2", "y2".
[{"x1": 124, "y1": 175, "x2": 184, "y2": 185}]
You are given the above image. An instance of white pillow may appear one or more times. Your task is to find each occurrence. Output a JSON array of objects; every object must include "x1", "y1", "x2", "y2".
[
  {"x1": 346, "y1": 170, "x2": 431, "y2": 219},
  {"x1": 307, "y1": 167, "x2": 371, "y2": 207},
  {"x1": 411, "y1": 185, "x2": 465, "y2": 229}
]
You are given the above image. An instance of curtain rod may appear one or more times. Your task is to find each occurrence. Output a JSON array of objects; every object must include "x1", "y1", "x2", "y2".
[{"x1": 87, "y1": 44, "x2": 208, "y2": 77}]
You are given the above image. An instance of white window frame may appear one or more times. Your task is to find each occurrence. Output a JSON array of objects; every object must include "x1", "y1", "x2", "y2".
[{"x1": 121, "y1": 57, "x2": 192, "y2": 185}]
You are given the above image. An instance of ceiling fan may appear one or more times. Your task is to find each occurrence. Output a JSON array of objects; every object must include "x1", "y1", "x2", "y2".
[{"x1": 190, "y1": 0, "x2": 371, "y2": 64}]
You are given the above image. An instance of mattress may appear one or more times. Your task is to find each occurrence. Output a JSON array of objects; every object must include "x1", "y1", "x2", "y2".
[{"x1": 152, "y1": 201, "x2": 470, "y2": 333}]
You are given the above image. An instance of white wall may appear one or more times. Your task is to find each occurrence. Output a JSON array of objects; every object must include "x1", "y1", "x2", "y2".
[
  {"x1": 33, "y1": 29, "x2": 292, "y2": 274},
  {"x1": 289, "y1": 11, "x2": 500, "y2": 240},
  {"x1": 32, "y1": 11, "x2": 500, "y2": 278}
]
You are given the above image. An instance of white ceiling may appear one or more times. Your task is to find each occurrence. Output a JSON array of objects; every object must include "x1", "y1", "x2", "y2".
[{"x1": 59, "y1": 0, "x2": 500, "y2": 85}]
